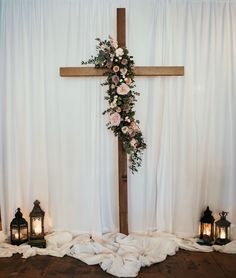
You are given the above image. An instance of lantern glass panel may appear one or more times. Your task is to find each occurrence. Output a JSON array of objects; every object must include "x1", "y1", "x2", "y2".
[
  {"x1": 215, "y1": 211, "x2": 231, "y2": 245},
  {"x1": 10, "y1": 208, "x2": 28, "y2": 245},
  {"x1": 32, "y1": 217, "x2": 43, "y2": 235},
  {"x1": 198, "y1": 206, "x2": 214, "y2": 245},
  {"x1": 29, "y1": 200, "x2": 46, "y2": 248},
  {"x1": 216, "y1": 226, "x2": 230, "y2": 240},
  {"x1": 202, "y1": 223, "x2": 212, "y2": 236}
]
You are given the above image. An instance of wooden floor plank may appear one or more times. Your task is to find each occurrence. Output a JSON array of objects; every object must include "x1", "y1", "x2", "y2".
[{"x1": 0, "y1": 250, "x2": 235, "y2": 278}]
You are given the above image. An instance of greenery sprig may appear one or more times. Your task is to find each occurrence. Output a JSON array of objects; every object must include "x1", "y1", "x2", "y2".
[{"x1": 82, "y1": 36, "x2": 146, "y2": 173}]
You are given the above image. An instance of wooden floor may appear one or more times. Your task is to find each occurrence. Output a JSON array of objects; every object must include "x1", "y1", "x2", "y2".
[{"x1": 0, "y1": 250, "x2": 236, "y2": 278}]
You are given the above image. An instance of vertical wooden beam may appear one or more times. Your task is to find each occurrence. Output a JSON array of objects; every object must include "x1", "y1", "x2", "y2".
[
  {"x1": 118, "y1": 139, "x2": 128, "y2": 234},
  {"x1": 117, "y1": 8, "x2": 128, "y2": 234},
  {"x1": 117, "y1": 8, "x2": 126, "y2": 48}
]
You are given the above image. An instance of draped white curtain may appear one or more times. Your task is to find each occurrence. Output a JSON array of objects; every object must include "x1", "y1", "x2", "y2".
[{"x1": 0, "y1": 0, "x2": 236, "y2": 238}]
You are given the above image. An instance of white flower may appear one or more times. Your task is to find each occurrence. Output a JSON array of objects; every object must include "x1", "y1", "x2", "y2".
[
  {"x1": 125, "y1": 116, "x2": 131, "y2": 123},
  {"x1": 109, "y1": 36, "x2": 118, "y2": 49},
  {"x1": 110, "y1": 102, "x2": 117, "y2": 108},
  {"x1": 121, "y1": 126, "x2": 129, "y2": 134},
  {"x1": 115, "y1": 48, "x2": 124, "y2": 57},
  {"x1": 111, "y1": 40, "x2": 118, "y2": 49}
]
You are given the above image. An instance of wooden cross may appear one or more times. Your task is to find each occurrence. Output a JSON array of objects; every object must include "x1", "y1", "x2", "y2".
[{"x1": 60, "y1": 8, "x2": 184, "y2": 235}]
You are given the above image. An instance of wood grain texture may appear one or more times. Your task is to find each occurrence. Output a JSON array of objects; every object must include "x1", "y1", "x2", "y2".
[
  {"x1": 60, "y1": 67, "x2": 107, "y2": 77},
  {"x1": 117, "y1": 8, "x2": 126, "y2": 47},
  {"x1": 117, "y1": 8, "x2": 128, "y2": 235},
  {"x1": 60, "y1": 66, "x2": 184, "y2": 77},
  {"x1": 134, "y1": 66, "x2": 184, "y2": 76},
  {"x1": 118, "y1": 139, "x2": 128, "y2": 235}
]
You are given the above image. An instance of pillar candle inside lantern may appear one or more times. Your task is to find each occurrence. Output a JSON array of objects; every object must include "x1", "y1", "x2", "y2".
[
  {"x1": 33, "y1": 219, "x2": 42, "y2": 235},
  {"x1": 203, "y1": 223, "x2": 211, "y2": 236},
  {"x1": 14, "y1": 232, "x2": 22, "y2": 240},
  {"x1": 219, "y1": 228, "x2": 226, "y2": 239}
]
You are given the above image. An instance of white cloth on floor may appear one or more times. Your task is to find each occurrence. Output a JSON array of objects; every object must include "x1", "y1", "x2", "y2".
[
  {"x1": 69, "y1": 233, "x2": 178, "y2": 277},
  {"x1": 0, "y1": 231, "x2": 236, "y2": 277},
  {"x1": 213, "y1": 241, "x2": 236, "y2": 254}
]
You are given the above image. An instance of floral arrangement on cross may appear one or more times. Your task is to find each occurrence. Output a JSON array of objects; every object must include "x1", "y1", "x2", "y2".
[{"x1": 82, "y1": 36, "x2": 146, "y2": 173}]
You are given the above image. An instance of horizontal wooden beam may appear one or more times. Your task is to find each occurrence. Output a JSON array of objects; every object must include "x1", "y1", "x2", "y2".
[
  {"x1": 60, "y1": 67, "x2": 106, "y2": 77},
  {"x1": 134, "y1": 66, "x2": 184, "y2": 76},
  {"x1": 60, "y1": 66, "x2": 184, "y2": 77}
]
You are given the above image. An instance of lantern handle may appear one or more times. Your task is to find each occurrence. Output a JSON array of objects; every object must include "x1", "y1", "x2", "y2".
[
  {"x1": 15, "y1": 208, "x2": 23, "y2": 218},
  {"x1": 219, "y1": 211, "x2": 228, "y2": 218}
]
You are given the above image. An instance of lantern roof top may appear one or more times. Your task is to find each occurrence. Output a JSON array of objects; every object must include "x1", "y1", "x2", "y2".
[
  {"x1": 10, "y1": 208, "x2": 28, "y2": 226},
  {"x1": 29, "y1": 200, "x2": 45, "y2": 217},
  {"x1": 200, "y1": 206, "x2": 214, "y2": 223},
  {"x1": 215, "y1": 211, "x2": 231, "y2": 227}
]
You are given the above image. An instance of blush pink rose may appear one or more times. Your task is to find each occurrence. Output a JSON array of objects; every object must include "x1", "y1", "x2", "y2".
[
  {"x1": 125, "y1": 78, "x2": 132, "y2": 85},
  {"x1": 130, "y1": 121, "x2": 140, "y2": 132},
  {"x1": 120, "y1": 68, "x2": 127, "y2": 76},
  {"x1": 121, "y1": 58, "x2": 128, "y2": 65},
  {"x1": 130, "y1": 138, "x2": 137, "y2": 147},
  {"x1": 112, "y1": 75, "x2": 119, "y2": 84},
  {"x1": 110, "y1": 112, "x2": 121, "y2": 126},
  {"x1": 113, "y1": 65, "x2": 120, "y2": 73},
  {"x1": 117, "y1": 83, "x2": 130, "y2": 95}
]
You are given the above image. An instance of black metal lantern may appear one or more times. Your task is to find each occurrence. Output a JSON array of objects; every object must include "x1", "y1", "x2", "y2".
[
  {"x1": 29, "y1": 200, "x2": 46, "y2": 248},
  {"x1": 10, "y1": 208, "x2": 28, "y2": 245},
  {"x1": 215, "y1": 211, "x2": 231, "y2": 245},
  {"x1": 198, "y1": 206, "x2": 214, "y2": 245}
]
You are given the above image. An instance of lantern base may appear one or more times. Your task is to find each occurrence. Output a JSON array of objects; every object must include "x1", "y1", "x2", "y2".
[
  {"x1": 11, "y1": 239, "x2": 28, "y2": 246},
  {"x1": 214, "y1": 238, "x2": 230, "y2": 246},
  {"x1": 29, "y1": 239, "x2": 46, "y2": 248},
  {"x1": 197, "y1": 238, "x2": 214, "y2": 246}
]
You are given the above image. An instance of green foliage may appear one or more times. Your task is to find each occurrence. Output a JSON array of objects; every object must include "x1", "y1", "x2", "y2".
[{"x1": 82, "y1": 37, "x2": 147, "y2": 173}]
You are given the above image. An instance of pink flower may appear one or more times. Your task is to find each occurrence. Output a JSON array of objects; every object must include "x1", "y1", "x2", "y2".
[
  {"x1": 117, "y1": 83, "x2": 130, "y2": 95},
  {"x1": 130, "y1": 138, "x2": 137, "y2": 147},
  {"x1": 106, "y1": 61, "x2": 112, "y2": 68},
  {"x1": 120, "y1": 68, "x2": 127, "y2": 76},
  {"x1": 121, "y1": 59, "x2": 128, "y2": 65},
  {"x1": 128, "y1": 129, "x2": 136, "y2": 137},
  {"x1": 116, "y1": 107, "x2": 121, "y2": 113},
  {"x1": 125, "y1": 78, "x2": 132, "y2": 85},
  {"x1": 110, "y1": 112, "x2": 121, "y2": 126},
  {"x1": 112, "y1": 75, "x2": 119, "y2": 84},
  {"x1": 130, "y1": 121, "x2": 140, "y2": 132},
  {"x1": 113, "y1": 65, "x2": 120, "y2": 73}
]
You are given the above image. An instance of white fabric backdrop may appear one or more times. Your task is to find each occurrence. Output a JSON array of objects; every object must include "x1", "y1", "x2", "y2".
[{"x1": 0, "y1": 0, "x2": 236, "y2": 237}]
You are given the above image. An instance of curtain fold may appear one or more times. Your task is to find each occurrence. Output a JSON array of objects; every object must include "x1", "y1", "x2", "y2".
[{"x1": 0, "y1": 0, "x2": 236, "y2": 237}]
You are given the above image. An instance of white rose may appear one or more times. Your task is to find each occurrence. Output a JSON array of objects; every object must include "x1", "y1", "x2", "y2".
[
  {"x1": 115, "y1": 48, "x2": 124, "y2": 57},
  {"x1": 121, "y1": 126, "x2": 129, "y2": 134}
]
